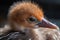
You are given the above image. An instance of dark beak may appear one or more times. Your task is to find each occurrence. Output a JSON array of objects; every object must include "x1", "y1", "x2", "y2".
[{"x1": 37, "y1": 18, "x2": 59, "y2": 30}]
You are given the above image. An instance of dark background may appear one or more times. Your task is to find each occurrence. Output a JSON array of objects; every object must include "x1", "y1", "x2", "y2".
[{"x1": 0, "y1": 0, "x2": 60, "y2": 27}]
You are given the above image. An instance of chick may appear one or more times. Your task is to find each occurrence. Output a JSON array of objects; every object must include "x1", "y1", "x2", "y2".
[
  {"x1": 8, "y1": 1, "x2": 59, "y2": 31},
  {"x1": 8, "y1": 1, "x2": 44, "y2": 31},
  {"x1": 0, "y1": 1, "x2": 59, "y2": 35}
]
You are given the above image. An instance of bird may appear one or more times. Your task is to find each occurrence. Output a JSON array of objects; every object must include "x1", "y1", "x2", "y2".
[
  {"x1": 8, "y1": 1, "x2": 59, "y2": 31},
  {"x1": 0, "y1": 1, "x2": 59, "y2": 35}
]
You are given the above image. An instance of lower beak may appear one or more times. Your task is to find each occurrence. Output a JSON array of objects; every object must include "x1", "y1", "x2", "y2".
[{"x1": 37, "y1": 18, "x2": 59, "y2": 30}]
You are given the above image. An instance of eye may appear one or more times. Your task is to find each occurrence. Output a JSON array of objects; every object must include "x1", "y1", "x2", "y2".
[
  {"x1": 28, "y1": 16, "x2": 37, "y2": 22},
  {"x1": 29, "y1": 17, "x2": 35, "y2": 22}
]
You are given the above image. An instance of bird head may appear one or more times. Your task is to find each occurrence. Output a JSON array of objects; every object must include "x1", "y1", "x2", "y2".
[{"x1": 8, "y1": 2, "x2": 59, "y2": 31}]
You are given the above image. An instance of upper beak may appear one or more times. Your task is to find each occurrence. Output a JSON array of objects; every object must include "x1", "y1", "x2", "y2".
[{"x1": 37, "y1": 18, "x2": 59, "y2": 30}]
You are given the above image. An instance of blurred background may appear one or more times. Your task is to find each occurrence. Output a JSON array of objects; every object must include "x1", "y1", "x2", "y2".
[{"x1": 0, "y1": 0, "x2": 60, "y2": 27}]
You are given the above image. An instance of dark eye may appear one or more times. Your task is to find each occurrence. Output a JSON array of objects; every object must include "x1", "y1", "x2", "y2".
[
  {"x1": 29, "y1": 17, "x2": 35, "y2": 22},
  {"x1": 28, "y1": 16, "x2": 37, "y2": 22}
]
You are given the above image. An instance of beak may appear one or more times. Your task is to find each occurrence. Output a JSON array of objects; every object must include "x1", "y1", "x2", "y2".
[
  {"x1": 37, "y1": 18, "x2": 59, "y2": 30},
  {"x1": 32, "y1": 9, "x2": 59, "y2": 30}
]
